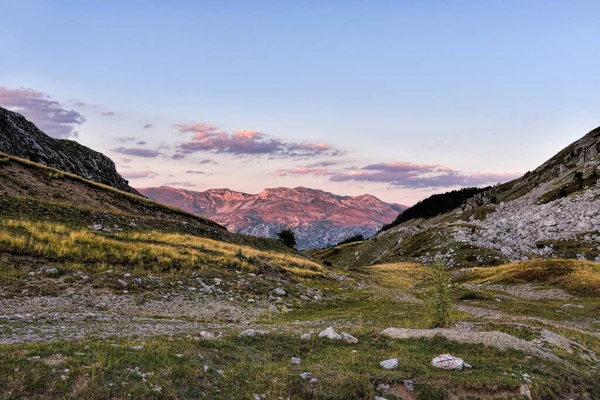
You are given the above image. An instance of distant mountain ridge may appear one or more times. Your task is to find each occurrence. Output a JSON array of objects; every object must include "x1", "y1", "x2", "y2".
[
  {"x1": 139, "y1": 186, "x2": 407, "y2": 249},
  {"x1": 0, "y1": 106, "x2": 139, "y2": 194}
]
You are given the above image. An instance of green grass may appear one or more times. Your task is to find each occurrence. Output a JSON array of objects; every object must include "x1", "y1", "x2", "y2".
[
  {"x1": 1, "y1": 333, "x2": 595, "y2": 400},
  {"x1": 456, "y1": 259, "x2": 600, "y2": 296}
]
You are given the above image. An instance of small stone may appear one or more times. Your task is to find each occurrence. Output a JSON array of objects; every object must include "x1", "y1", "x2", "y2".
[
  {"x1": 291, "y1": 357, "x2": 301, "y2": 365},
  {"x1": 28, "y1": 272, "x2": 35, "y2": 277},
  {"x1": 380, "y1": 358, "x2": 398, "y2": 370},
  {"x1": 273, "y1": 287, "x2": 286, "y2": 296},
  {"x1": 175, "y1": 354, "x2": 183, "y2": 358},
  {"x1": 300, "y1": 333, "x2": 311, "y2": 340},
  {"x1": 299, "y1": 372, "x2": 312, "y2": 379},
  {"x1": 117, "y1": 279, "x2": 128, "y2": 287},
  {"x1": 340, "y1": 332, "x2": 358, "y2": 344},
  {"x1": 240, "y1": 329, "x2": 268, "y2": 337},
  {"x1": 377, "y1": 383, "x2": 390, "y2": 391},
  {"x1": 200, "y1": 331, "x2": 215, "y2": 340},
  {"x1": 309, "y1": 378, "x2": 318, "y2": 384},
  {"x1": 269, "y1": 305, "x2": 280, "y2": 313},
  {"x1": 519, "y1": 384, "x2": 532, "y2": 399},
  {"x1": 46, "y1": 268, "x2": 59, "y2": 275},
  {"x1": 318, "y1": 327, "x2": 341, "y2": 340}
]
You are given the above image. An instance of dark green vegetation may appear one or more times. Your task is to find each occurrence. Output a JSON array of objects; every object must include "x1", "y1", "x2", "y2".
[
  {"x1": 335, "y1": 234, "x2": 365, "y2": 246},
  {"x1": 278, "y1": 228, "x2": 297, "y2": 248},
  {"x1": 381, "y1": 187, "x2": 489, "y2": 232}
]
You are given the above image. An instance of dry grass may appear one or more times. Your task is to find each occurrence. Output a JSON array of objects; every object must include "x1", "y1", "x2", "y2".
[
  {"x1": 357, "y1": 262, "x2": 429, "y2": 290},
  {"x1": 458, "y1": 259, "x2": 600, "y2": 295},
  {"x1": 0, "y1": 219, "x2": 327, "y2": 277}
]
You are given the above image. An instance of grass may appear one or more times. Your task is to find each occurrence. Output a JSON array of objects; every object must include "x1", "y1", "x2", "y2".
[
  {"x1": 0, "y1": 219, "x2": 327, "y2": 279},
  {"x1": 1, "y1": 333, "x2": 595, "y2": 400},
  {"x1": 455, "y1": 259, "x2": 600, "y2": 296},
  {"x1": 354, "y1": 262, "x2": 429, "y2": 290}
]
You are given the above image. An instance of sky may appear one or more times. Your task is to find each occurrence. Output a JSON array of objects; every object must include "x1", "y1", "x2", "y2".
[{"x1": 1, "y1": 1, "x2": 599, "y2": 205}]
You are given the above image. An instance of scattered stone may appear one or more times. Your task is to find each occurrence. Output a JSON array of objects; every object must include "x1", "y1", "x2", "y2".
[
  {"x1": 273, "y1": 287, "x2": 286, "y2": 296},
  {"x1": 404, "y1": 379, "x2": 416, "y2": 392},
  {"x1": 175, "y1": 354, "x2": 183, "y2": 358},
  {"x1": 431, "y1": 354, "x2": 471, "y2": 370},
  {"x1": 309, "y1": 378, "x2": 318, "y2": 384},
  {"x1": 340, "y1": 332, "x2": 358, "y2": 344},
  {"x1": 318, "y1": 327, "x2": 342, "y2": 340},
  {"x1": 240, "y1": 329, "x2": 268, "y2": 337},
  {"x1": 300, "y1": 333, "x2": 311, "y2": 340},
  {"x1": 200, "y1": 331, "x2": 215, "y2": 340},
  {"x1": 377, "y1": 383, "x2": 390, "y2": 391},
  {"x1": 46, "y1": 268, "x2": 59, "y2": 275},
  {"x1": 291, "y1": 357, "x2": 301, "y2": 365},
  {"x1": 380, "y1": 358, "x2": 398, "y2": 370},
  {"x1": 117, "y1": 279, "x2": 128, "y2": 287},
  {"x1": 300, "y1": 295, "x2": 310, "y2": 301},
  {"x1": 520, "y1": 384, "x2": 532, "y2": 399},
  {"x1": 300, "y1": 372, "x2": 312, "y2": 379},
  {"x1": 28, "y1": 272, "x2": 35, "y2": 277}
]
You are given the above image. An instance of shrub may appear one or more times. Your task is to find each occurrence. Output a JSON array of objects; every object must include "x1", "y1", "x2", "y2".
[
  {"x1": 429, "y1": 260, "x2": 452, "y2": 328},
  {"x1": 277, "y1": 228, "x2": 296, "y2": 248}
]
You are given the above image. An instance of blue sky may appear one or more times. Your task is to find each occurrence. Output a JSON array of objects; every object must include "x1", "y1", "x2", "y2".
[{"x1": 1, "y1": 1, "x2": 599, "y2": 204}]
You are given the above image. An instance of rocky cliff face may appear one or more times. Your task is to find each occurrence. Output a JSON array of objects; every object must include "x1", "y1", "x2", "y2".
[
  {"x1": 0, "y1": 106, "x2": 139, "y2": 195},
  {"x1": 139, "y1": 186, "x2": 406, "y2": 249},
  {"x1": 317, "y1": 125, "x2": 600, "y2": 268}
]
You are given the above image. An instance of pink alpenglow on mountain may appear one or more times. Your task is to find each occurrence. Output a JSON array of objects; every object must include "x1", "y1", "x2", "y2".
[{"x1": 138, "y1": 186, "x2": 406, "y2": 249}]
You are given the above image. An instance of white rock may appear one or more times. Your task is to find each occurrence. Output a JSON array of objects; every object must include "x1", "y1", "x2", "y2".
[
  {"x1": 291, "y1": 357, "x2": 301, "y2": 365},
  {"x1": 309, "y1": 378, "x2": 318, "y2": 384},
  {"x1": 300, "y1": 333, "x2": 312, "y2": 340},
  {"x1": 273, "y1": 287, "x2": 286, "y2": 296},
  {"x1": 199, "y1": 331, "x2": 215, "y2": 340},
  {"x1": 380, "y1": 358, "x2": 398, "y2": 370},
  {"x1": 240, "y1": 329, "x2": 268, "y2": 337},
  {"x1": 340, "y1": 332, "x2": 358, "y2": 343},
  {"x1": 117, "y1": 279, "x2": 128, "y2": 287},
  {"x1": 299, "y1": 372, "x2": 312, "y2": 379},
  {"x1": 431, "y1": 354, "x2": 470, "y2": 370},
  {"x1": 318, "y1": 327, "x2": 342, "y2": 340}
]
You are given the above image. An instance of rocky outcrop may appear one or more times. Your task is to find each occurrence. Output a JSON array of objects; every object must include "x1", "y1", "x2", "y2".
[
  {"x1": 139, "y1": 186, "x2": 406, "y2": 249},
  {"x1": 0, "y1": 106, "x2": 138, "y2": 194}
]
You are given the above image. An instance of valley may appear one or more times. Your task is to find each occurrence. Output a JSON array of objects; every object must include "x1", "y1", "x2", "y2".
[{"x1": 0, "y1": 107, "x2": 599, "y2": 399}]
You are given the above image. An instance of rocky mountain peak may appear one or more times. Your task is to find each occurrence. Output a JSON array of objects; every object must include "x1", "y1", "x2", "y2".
[
  {"x1": 139, "y1": 186, "x2": 407, "y2": 249},
  {"x1": 0, "y1": 106, "x2": 139, "y2": 195}
]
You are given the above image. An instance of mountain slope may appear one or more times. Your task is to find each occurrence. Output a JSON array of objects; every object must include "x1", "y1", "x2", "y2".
[
  {"x1": 315, "y1": 125, "x2": 600, "y2": 268},
  {"x1": 138, "y1": 186, "x2": 407, "y2": 249},
  {"x1": 0, "y1": 105, "x2": 138, "y2": 194}
]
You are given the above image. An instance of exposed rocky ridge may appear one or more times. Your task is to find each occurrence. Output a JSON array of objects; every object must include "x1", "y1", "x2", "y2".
[
  {"x1": 316, "y1": 125, "x2": 600, "y2": 268},
  {"x1": 139, "y1": 186, "x2": 406, "y2": 250},
  {"x1": 0, "y1": 106, "x2": 139, "y2": 194}
]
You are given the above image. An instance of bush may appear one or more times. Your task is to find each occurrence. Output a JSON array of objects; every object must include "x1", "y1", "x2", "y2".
[
  {"x1": 429, "y1": 260, "x2": 452, "y2": 328},
  {"x1": 277, "y1": 228, "x2": 296, "y2": 248}
]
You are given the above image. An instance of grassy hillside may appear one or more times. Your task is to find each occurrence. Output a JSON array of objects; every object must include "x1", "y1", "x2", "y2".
[{"x1": 1, "y1": 153, "x2": 600, "y2": 399}]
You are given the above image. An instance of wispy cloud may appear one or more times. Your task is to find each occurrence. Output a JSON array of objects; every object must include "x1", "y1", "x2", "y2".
[
  {"x1": 185, "y1": 170, "x2": 206, "y2": 174},
  {"x1": 101, "y1": 111, "x2": 115, "y2": 116},
  {"x1": 0, "y1": 87, "x2": 86, "y2": 138},
  {"x1": 111, "y1": 147, "x2": 162, "y2": 158},
  {"x1": 136, "y1": 141, "x2": 147, "y2": 145},
  {"x1": 141, "y1": 122, "x2": 154, "y2": 129},
  {"x1": 173, "y1": 122, "x2": 345, "y2": 158},
  {"x1": 276, "y1": 167, "x2": 334, "y2": 177},
  {"x1": 121, "y1": 170, "x2": 159, "y2": 179},
  {"x1": 330, "y1": 162, "x2": 519, "y2": 189},
  {"x1": 163, "y1": 181, "x2": 198, "y2": 187}
]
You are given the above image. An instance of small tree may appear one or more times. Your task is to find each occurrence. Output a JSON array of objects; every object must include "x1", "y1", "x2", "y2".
[
  {"x1": 429, "y1": 259, "x2": 452, "y2": 328},
  {"x1": 277, "y1": 228, "x2": 296, "y2": 248}
]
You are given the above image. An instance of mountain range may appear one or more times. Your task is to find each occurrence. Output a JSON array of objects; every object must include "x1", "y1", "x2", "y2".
[{"x1": 139, "y1": 186, "x2": 406, "y2": 249}]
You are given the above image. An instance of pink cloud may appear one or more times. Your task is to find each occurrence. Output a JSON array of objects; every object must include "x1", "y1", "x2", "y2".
[
  {"x1": 111, "y1": 147, "x2": 162, "y2": 158},
  {"x1": 331, "y1": 162, "x2": 520, "y2": 189},
  {"x1": 0, "y1": 87, "x2": 85, "y2": 138},
  {"x1": 121, "y1": 170, "x2": 159, "y2": 179},
  {"x1": 173, "y1": 122, "x2": 344, "y2": 158}
]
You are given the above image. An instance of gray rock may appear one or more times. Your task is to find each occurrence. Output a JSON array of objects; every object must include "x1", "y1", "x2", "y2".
[
  {"x1": 318, "y1": 327, "x2": 342, "y2": 340},
  {"x1": 273, "y1": 287, "x2": 286, "y2": 296},
  {"x1": 379, "y1": 358, "x2": 398, "y2": 369},
  {"x1": 291, "y1": 357, "x2": 301, "y2": 365}
]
